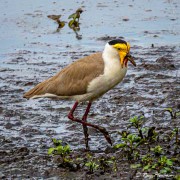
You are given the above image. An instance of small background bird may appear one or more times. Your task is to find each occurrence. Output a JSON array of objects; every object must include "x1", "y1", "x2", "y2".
[{"x1": 23, "y1": 39, "x2": 136, "y2": 150}]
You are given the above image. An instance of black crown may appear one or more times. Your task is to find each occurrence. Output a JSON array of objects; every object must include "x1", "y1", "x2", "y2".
[{"x1": 108, "y1": 39, "x2": 127, "y2": 45}]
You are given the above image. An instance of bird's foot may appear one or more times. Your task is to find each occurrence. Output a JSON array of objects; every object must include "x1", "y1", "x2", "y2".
[
  {"x1": 98, "y1": 126, "x2": 112, "y2": 146},
  {"x1": 68, "y1": 114, "x2": 112, "y2": 146},
  {"x1": 68, "y1": 114, "x2": 74, "y2": 120}
]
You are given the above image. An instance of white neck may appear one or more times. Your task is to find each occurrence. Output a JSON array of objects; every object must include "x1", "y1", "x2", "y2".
[
  {"x1": 102, "y1": 43, "x2": 127, "y2": 86},
  {"x1": 86, "y1": 43, "x2": 128, "y2": 98},
  {"x1": 102, "y1": 43, "x2": 127, "y2": 72},
  {"x1": 102, "y1": 43, "x2": 119, "y2": 62}
]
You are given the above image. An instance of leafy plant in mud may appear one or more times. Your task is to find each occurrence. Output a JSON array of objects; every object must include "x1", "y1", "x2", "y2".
[
  {"x1": 163, "y1": 127, "x2": 179, "y2": 155},
  {"x1": 128, "y1": 116, "x2": 144, "y2": 139},
  {"x1": 46, "y1": 116, "x2": 179, "y2": 178},
  {"x1": 85, "y1": 155, "x2": 99, "y2": 173},
  {"x1": 165, "y1": 108, "x2": 180, "y2": 119},
  {"x1": 137, "y1": 146, "x2": 173, "y2": 173},
  {"x1": 114, "y1": 116, "x2": 149, "y2": 160},
  {"x1": 157, "y1": 156, "x2": 173, "y2": 174},
  {"x1": 150, "y1": 145, "x2": 163, "y2": 156},
  {"x1": 128, "y1": 116, "x2": 158, "y2": 142},
  {"x1": 99, "y1": 155, "x2": 121, "y2": 174},
  {"x1": 85, "y1": 155, "x2": 119, "y2": 174},
  {"x1": 108, "y1": 156, "x2": 118, "y2": 173},
  {"x1": 97, "y1": 156, "x2": 112, "y2": 173},
  {"x1": 141, "y1": 154, "x2": 153, "y2": 166},
  {"x1": 68, "y1": 8, "x2": 83, "y2": 30},
  {"x1": 47, "y1": 15, "x2": 65, "y2": 31},
  {"x1": 48, "y1": 138, "x2": 71, "y2": 164},
  {"x1": 114, "y1": 133, "x2": 141, "y2": 160},
  {"x1": 174, "y1": 174, "x2": 180, "y2": 180},
  {"x1": 114, "y1": 115, "x2": 180, "y2": 178},
  {"x1": 169, "y1": 127, "x2": 179, "y2": 144},
  {"x1": 85, "y1": 161, "x2": 99, "y2": 173},
  {"x1": 51, "y1": 138, "x2": 62, "y2": 146},
  {"x1": 142, "y1": 155, "x2": 173, "y2": 174},
  {"x1": 130, "y1": 147, "x2": 175, "y2": 176}
]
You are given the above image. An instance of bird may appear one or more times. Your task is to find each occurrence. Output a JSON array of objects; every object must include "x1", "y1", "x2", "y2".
[{"x1": 23, "y1": 39, "x2": 136, "y2": 150}]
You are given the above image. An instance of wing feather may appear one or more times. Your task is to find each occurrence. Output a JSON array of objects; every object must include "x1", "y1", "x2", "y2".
[{"x1": 23, "y1": 53, "x2": 104, "y2": 99}]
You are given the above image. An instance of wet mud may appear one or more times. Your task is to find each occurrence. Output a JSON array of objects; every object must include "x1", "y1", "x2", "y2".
[
  {"x1": 0, "y1": 0, "x2": 180, "y2": 179},
  {"x1": 0, "y1": 44, "x2": 179, "y2": 179}
]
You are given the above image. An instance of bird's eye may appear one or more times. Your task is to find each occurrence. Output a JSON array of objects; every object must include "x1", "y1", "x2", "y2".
[{"x1": 117, "y1": 48, "x2": 121, "y2": 50}]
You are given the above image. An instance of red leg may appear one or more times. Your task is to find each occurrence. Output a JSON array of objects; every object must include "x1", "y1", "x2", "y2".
[
  {"x1": 68, "y1": 102, "x2": 112, "y2": 147},
  {"x1": 68, "y1": 101, "x2": 78, "y2": 119},
  {"x1": 82, "y1": 102, "x2": 92, "y2": 121}
]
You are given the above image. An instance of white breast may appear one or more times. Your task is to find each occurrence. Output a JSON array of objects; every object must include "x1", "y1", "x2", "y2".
[
  {"x1": 86, "y1": 44, "x2": 127, "y2": 100},
  {"x1": 71, "y1": 44, "x2": 128, "y2": 102},
  {"x1": 87, "y1": 62, "x2": 127, "y2": 96}
]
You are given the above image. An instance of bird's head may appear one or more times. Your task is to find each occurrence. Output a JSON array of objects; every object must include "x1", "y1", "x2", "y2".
[{"x1": 105, "y1": 39, "x2": 136, "y2": 68}]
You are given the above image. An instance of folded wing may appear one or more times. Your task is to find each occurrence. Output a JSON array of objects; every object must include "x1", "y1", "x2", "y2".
[{"x1": 23, "y1": 53, "x2": 104, "y2": 99}]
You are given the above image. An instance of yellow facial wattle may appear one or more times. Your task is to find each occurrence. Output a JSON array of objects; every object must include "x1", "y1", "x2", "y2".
[
  {"x1": 113, "y1": 42, "x2": 130, "y2": 67},
  {"x1": 119, "y1": 51, "x2": 127, "y2": 67}
]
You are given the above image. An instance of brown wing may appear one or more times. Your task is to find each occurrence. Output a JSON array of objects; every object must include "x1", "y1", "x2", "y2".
[{"x1": 23, "y1": 53, "x2": 104, "y2": 99}]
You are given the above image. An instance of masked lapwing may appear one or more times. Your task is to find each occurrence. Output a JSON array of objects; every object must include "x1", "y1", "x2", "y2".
[{"x1": 23, "y1": 39, "x2": 136, "y2": 149}]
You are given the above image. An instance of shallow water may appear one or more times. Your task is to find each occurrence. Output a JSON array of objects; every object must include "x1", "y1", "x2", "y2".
[{"x1": 0, "y1": 0, "x2": 180, "y2": 55}]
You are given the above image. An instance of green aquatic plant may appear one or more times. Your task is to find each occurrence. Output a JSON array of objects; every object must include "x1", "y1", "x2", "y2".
[
  {"x1": 105, "y1": 156, "x2": 118, "y2": 172},
  {"x1": 157, "y1": 156, "x2": 173, "y2": 174},
  {"x1": 115, "y1": 115, "x2": 178, "y2": 177},
  {"x1": 52, "y1": 138, "x2": 62, "y2": 146},
  {"x1": 165, "y1": 108, "x2": 180, "y2": 119},
  {"x1": 141, "y1": 154, "x2": 153, "y2": 165},
  {"x1": 140, "y1": 153, "x2": 173, "y2": 174},
  {"x1": 85, "y1": 160, "x2": 99, "y2": 173},
  {"x1": 46, "y1": 116, "x2": 179, "y2": 178},
  {"x1": 150, "y1": 145, "x2": 163, "y2": 156},
  {"x1": 68, "y1": 8, "x2": 83, "y2": 39},
  {"x1": 129, "y1": 116, "x2": 144, "y2": 139},
  {"x1": 47, "y1": 15, "x2": 65, "y2": 31},
  {"x1": 48, "y1": 138, "x2": 71, "y2": 164},
  {"x1": 141, "y1": 155, "x2": 173, "y2": 174},
  {"x1": 68, "y1": 8, "x2": 83, "y2": 30},
  {"x1": 174, "y1": 174, "x2": 180, "y2": 180},
  {"x1": 114, "y1": 133, "x2": 141, "y2": 160},
  {"x1": 172, "y1": 127, "x2": 179, "y2": 144},
  {"x1": 146, "y1": 126, "x2": 157, "y2": 142},
  {"x1": 98, "y1": 156, "x2": 111, "y2": 173}
]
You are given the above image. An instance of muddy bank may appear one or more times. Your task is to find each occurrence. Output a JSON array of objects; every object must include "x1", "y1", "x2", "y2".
[
  {"x1": 0, "y1": 0, "x2": 180, "y2": 179},
  {"x1": 0, "y1": 44, "x2": 180, "y2": 179}
]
